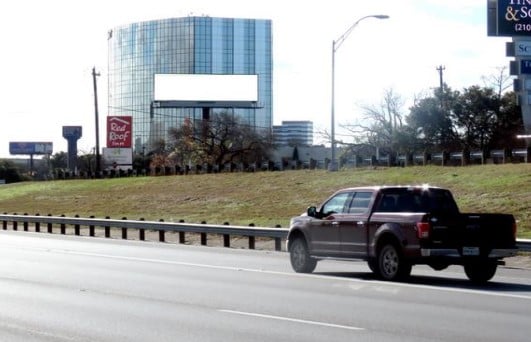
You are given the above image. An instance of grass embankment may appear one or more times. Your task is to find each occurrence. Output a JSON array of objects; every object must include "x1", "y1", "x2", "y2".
[{"x1": 0, "y1": 164, "x2": 529, "y2": 237}]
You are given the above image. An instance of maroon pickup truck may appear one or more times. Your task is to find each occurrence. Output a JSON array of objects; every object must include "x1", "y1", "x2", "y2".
[{"x1": 287, "y1": 186, "x2": 518, "y2": 283}]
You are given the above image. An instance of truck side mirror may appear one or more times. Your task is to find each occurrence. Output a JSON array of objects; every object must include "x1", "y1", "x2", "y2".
[{"x1": 307, "y1": 206, "x2": 317, "y2": 218}]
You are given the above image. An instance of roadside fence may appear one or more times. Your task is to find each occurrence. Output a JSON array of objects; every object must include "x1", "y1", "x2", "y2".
[
  {"x1": 0, "y1": 213, "x2": 287, "y2": 251},
  {"x1": 2, "y1": 213, "x2": 530, "y2": 253}
]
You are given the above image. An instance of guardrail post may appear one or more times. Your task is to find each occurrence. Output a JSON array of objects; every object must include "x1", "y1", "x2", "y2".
[
  {"x1": 275, "y1": 238, "x2": 281, "y2": 251},
  {"x1": 179, "y1": 220, "x2": 185, "y2": 244},
  {"x1": 60, "y1": 214, "x2": 66, "y2": 234},
  {"x1": 23, "y1": 213, "x2": 29, "y2": 231},
  {"x1": 105, "y1": 216, "x2": 111, "y2": 238},
  {"x1": 13, "y1": 213, "x2": 17, "y2": 231},
  {"x1": 89, "y1": 216, "x2": 95, "y2": 237},
  {"x1": 274, "y1": 225, "x2": 283, "y2": 251},
  {"x1": 35, "y1": 213, "x2": 40, "y2": 232},
  {"x1": 139, "y1": 218, "x2": 145, "y2": 241},
  {"x1": 248, "y1": 223, "x2": 255, "y2": 249},
  {"x1": 2, "y1": 213, "x2": 7, "y2": 230},
  {"x1": 47, "y1": 214, "x2": 53, "y2": 233},
  {"x1": 121, "y1": 217, "x2": 128, "y2": 240},
  {"x1": 158, "y1": 219, "x2": 165, "y2": 242},
  {"x1": 249, "y1": 236, "x2": 255, "y2": 250},
  {"x1": 200, "y1": 221, "x2": 207, "y2": 246},
  {"x1": 223, "y1": 222, "x2": 230, "y2": 248},
  {"x1": 74, "y1": 215, "x2": 80, "y2": 235}
]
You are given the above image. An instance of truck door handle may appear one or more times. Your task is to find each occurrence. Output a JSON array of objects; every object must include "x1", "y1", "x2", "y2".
[
  {"x1": 357, "y1": 221, "x2": 365, "y2": 226},
  {"x1": 331, "y1": 222, "x2": 340, "y2": 226}
]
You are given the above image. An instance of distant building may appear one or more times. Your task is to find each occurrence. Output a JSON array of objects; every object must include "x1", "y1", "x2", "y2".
[
  {"x1": 108, "y1": 16, "x2": 273, "y2": 154},
  {"x1": 273, "y1": 121, "x2": 313, "y2": 146}
]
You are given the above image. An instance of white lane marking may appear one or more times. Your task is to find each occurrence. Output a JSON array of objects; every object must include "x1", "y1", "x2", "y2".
[
  {"x1": 2, "y1": 242, "x2": 531, "y2": 301},
  {"x1": 219, "y1": 309, "x2": 364, "y2": 331}
]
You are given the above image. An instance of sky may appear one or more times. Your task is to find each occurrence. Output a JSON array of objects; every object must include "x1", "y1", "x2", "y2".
[{"x1": 0, "y1": 0, "x2": 510, "y2": 158}]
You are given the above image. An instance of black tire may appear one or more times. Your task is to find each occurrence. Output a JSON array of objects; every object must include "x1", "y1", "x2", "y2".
[
  {"x1": 376, "y1": 243, "x2": 411, "y2": 281},
  {"x1": 289, "y1": 237, "x2": 317, "y2": 273},
  {"x1": 464, "y1": 260, "x2": 497, "y2": 284}
]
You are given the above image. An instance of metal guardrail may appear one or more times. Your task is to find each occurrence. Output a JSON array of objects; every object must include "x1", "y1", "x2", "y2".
[
  {"x1": 1, "y1": 214, "x2": 530, "y2": 253},
  {"x1": 0, "y1": 214, "x2": 287, "y2": 251}
]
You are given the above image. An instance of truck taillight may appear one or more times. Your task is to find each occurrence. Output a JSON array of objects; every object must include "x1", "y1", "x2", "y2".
[{"x1": 416, "y1": 222, "x2": 430, "y2": 239}]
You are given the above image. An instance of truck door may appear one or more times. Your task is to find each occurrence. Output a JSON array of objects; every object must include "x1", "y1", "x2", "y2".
[
  {"x1": 339, "y1": 191, "x2": 374, "y2": 257},
  {"x1": 309, "y1": 191, "x2": 353, "y2": 256}
]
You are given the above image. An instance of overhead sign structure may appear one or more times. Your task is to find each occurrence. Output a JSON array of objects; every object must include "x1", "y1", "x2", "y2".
[
  {"x1": 488, "y1": 0, "x2": 531, "y2": 36},
  {"x1": 154, "y1": 74, "x2": 259, "y2": 108},
  {"x1": 107, "y1": 116, "x2": 132, "y2": 148},
  {"x1": 9, "y1": 142, "x2": 53, "y2": 155}
]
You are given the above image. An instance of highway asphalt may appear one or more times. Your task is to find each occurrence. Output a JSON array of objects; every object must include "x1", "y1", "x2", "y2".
[{"x1": 1, "y1": 231, "x2": 530, "y2": 341}]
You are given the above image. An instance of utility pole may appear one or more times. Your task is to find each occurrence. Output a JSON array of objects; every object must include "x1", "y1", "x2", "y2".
[
  {"x1": 436, "y1": 65, "x2": 446, "y2": 110},
  {"x1": 436, "y1": 65, "x2": 445, "y2": 90},
  {"x1": 92, "y1": 67, "x2": 102, "y2": 178}
]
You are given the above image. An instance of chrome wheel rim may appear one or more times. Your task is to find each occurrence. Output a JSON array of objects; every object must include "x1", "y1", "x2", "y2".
[
  {"x1": 291, "y1": 241, "x2": 306, "y2": 268},
  {"x1": 381, "y1": 246, "x2": 398, "y2": 278}
]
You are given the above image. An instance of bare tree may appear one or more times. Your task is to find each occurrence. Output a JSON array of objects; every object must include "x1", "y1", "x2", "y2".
[
  {"x1": 168, "y1": 112, "x2": 273, "y2": 170},
  {"x1": 481, "y1": 66, "x2": 512, "y2": 98},
  {"x1": 341, "y1": 88, "x2": 406, "y2": 154}
]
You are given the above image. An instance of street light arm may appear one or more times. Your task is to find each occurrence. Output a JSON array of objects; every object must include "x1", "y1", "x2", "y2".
[
  {"x1": 329, "y1": 14, "x2": 389, "y2": 171},
  {"x1": 333, "y1": 14, "x2": 389, "y2": 52}
]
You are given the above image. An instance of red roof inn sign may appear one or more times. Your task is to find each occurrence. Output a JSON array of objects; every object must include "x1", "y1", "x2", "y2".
[
  {"x1": 107, "y1": 116, "x2": 132, "y2": 148},
  {"x1": 489, "y1": 0, "x2": 531, "y2": 36}
]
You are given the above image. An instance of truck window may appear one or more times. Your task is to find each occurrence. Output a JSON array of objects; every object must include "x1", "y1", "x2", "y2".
[
  {"x1": 422, "y1": 189, "x2": 459, "y2": 214},
  {"x1": 376, "y1": 188, "x2": 459, "y2": 214},
  {"x1": 375, "y1": 194, "x2": 397, "y2": 212},
  {"x1": 321, "y1": 192, "x2": 352, "y2": 216},
  {"x1": 348, "y1": 192, "x2": 372, "y2": 214}
]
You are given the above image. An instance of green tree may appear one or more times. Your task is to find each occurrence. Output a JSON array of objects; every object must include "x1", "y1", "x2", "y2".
[
  {"x1": 407, "y1": 86, "x2": 458, "y2": 151},
  {"x1": 0, "y1": 160, "x2": 22, "y2": 183},
  {"x1": 50, "y1": 152, "x2": 68, "y2": 170},
  {"x1": 450, "y1": 86, "x2": 499, "y2": 150},
  {"x1": 490, "y1": 91, "x2": 524, "y2": 149}
]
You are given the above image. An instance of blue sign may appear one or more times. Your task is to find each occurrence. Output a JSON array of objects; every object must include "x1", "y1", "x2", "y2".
[
  {"x1": 9, "y1": 142, "x2": 53, "y2": 155},
  {"x1": 495, "y1": 0, "x2": 531, "y2": 36},
  {"x1": 521, "y1": 59, "x2": 531, "y2": 74}
]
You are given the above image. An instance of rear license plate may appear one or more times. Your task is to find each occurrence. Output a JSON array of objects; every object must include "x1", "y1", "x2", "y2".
[{"x1": 462, "y1": 247, "x2": 480, "y2": 256}]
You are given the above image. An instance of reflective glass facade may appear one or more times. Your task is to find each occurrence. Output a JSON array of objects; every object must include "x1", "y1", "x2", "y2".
[
  {"x1": 108, "y1": 17, "x2": 272, "y2": 153},
  {"x1": 273, "y1": 121, "x2": 314, "y2": 146}
]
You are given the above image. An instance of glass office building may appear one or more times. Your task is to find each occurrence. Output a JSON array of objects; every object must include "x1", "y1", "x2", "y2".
[
  {"x1": 273, "y1": 121, "x2": 314, "y2": 146},
  {"x1": 107, "y1": 16, "x2": 272, "y2": 153}
]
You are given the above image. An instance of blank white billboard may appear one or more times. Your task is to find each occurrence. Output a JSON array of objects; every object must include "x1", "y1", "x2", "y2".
[{"x1": 154, "y1": 74, "x2": 258, "y2": 103}]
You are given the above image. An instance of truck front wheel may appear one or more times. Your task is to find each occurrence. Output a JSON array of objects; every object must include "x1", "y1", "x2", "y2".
[
  {"x1": 289, "y1": 237, "x2": 317, "y2": 273},
  {"x1": 464, "y1": 260, "x2": 497, "y2": 283}
]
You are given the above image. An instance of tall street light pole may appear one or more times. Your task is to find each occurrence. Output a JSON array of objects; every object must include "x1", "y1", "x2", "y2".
[
  {"x1": 330, "y1": 14, "x2": 389, "y2": 171},
  {"x1": 92, "y1": 67, "x2": 102, "y2": 178}
]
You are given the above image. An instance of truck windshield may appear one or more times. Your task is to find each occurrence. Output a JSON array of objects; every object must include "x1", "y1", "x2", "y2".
[{"x1": 376, "y1": 188, "x2": 459, "y2": 214}]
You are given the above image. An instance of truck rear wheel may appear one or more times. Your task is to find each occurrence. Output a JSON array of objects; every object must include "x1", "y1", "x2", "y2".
[
  {"x1": 289, "y1": 237, "x2": 317, "y2": 273},
  {"x1": 464, "y1": 260, "x2": 497, "y2": 283},
  {"x1": 377, "y1": 243, "x2": 411, "y2": 281}
]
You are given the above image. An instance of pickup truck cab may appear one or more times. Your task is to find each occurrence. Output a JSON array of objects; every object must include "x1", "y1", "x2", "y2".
[{"x1": 287, "y1": 185, "x2": 518, "y2": 283}]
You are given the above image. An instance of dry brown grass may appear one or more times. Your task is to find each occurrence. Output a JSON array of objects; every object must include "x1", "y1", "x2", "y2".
[{"x1": 0, "y1": 164, "x2": 529, "y2": 237}]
